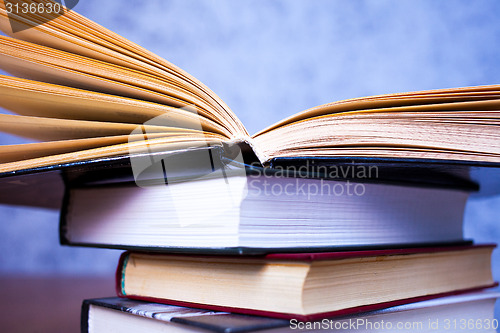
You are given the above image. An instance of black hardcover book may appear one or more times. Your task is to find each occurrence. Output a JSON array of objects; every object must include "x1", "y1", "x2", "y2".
[
  {"x1": 81, "y1": 292, "x2": 500, "y2": 333},
  {"x1": 0, "y1": 142, "x2": 494, "y2": 253},
  {"x1": 52, "y1": 145, "x2": 478, "y2": 254}
]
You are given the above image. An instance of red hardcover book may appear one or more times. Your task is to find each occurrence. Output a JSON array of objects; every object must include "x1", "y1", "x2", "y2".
[{"x1": 116, "y1": 245, "x2": 497, "y2": 321}]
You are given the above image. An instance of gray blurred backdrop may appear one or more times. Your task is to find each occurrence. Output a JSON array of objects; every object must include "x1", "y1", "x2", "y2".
[{"x1": 0, "y1": 0, "x2": 499, "y2": 277}]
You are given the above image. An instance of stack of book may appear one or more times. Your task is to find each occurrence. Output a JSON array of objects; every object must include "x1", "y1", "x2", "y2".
[{"x1": 0, "y1": 1, "x2": 500, "y2": 332}]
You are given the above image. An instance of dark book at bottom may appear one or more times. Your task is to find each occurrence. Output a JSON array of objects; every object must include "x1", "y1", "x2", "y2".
[{"x1": 82, "y1": 291, "x2": 500, "y2": 333}]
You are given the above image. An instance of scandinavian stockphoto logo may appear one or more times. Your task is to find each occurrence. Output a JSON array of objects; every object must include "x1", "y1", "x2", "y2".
[{"x1": 4, "y1": 0, "x2": 79, "y2": 32}]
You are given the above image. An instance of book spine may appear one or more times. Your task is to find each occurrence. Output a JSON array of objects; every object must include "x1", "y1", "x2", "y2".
[
  {"x1": 58, "y1": 176, "x2": 72, "y2": 246},
  {"x1": 115, "y1": 252, "x2": 130, "y2": 298},
  {"x1": 81, "y1": 299, "x2": 91, "y2": 333},
  {"x1": 222, "y1": 138, "x2": 263, "y2": 166}
]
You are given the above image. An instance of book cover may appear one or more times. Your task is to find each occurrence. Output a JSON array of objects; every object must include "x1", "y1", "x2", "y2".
[
  {"x1": 115, "y1": 246, "x2": 497, "y2": 321},
  {"x1": 59, "y1": 162, "x2": 473, "y2": 254}
]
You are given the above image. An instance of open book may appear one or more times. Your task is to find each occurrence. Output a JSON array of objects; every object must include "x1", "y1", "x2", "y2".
[{"x1": 0, "y1": 1, "x2": 500, "y2": 175}]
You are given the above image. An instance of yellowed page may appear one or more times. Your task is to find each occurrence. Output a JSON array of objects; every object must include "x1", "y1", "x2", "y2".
[
  {"x1": 0, "y1": 75, "x2": 230, "y2": 136},
  {"x1": 0, "y1": 1, "x2": 203, "y2": 85},
  {"x1": 0, "y1": 1, "x2": 248, "y2": 136},
  {"x1": 254, "y1": 112, "x2": 500, "y2": 163},
  {"x1": 266, "y1": 147, "x2": 500, "y2": 163},
  {"x1": 0, "y1": 36, "x2": 229, "y2": 125},
  {"x1": 0, "y1": 38, "x2": 226, "y2": 124},
  {"x1": 0, "y1": 133, "x2": 169, "y2": 163},
  {"x1": 0, "y1": 114, "x2": 202, "y2": 141},
  {"x1": 255, "y1": 86, "x2": 500, "y2": 136},
  {"x1": 0, "y1": 136, "x2": 226, "y2": 174},
  {"x1": 0, "y1": 132, "x2": 226, "y2": 163}
]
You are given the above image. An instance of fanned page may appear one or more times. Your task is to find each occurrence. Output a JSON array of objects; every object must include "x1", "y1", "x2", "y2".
[
  {"x1": 0, "y1": 0, "x2": 499, "y2": 175},
  {"x1": 253, "y1": 90, "x2": 500, "y2": 163},
  {"x1": 0, "y1": 0, "x2": 247, "y2": 173}
]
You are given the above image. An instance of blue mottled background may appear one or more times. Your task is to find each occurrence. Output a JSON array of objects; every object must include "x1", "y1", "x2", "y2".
[{"x1": 0, "y1": 0, "x2": 499, "y2": 281}]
